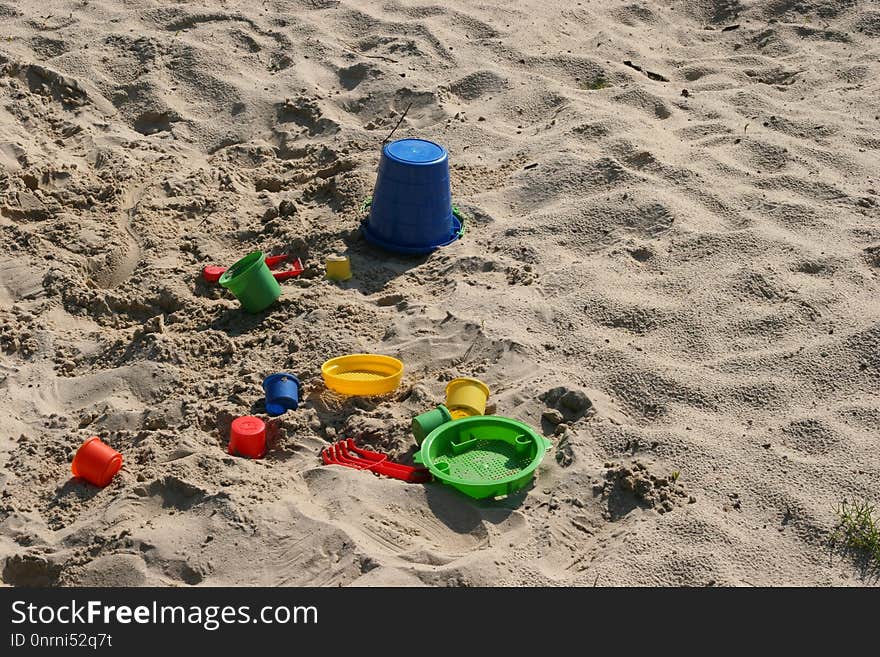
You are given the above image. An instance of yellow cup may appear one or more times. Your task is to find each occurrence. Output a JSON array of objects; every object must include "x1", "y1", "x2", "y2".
[
  {"x1": 326, "y1": 255, "x2": 352, "y2": 281},
  {"x1": 444, "y1": 377, "x2": 490, "y2": 416}
]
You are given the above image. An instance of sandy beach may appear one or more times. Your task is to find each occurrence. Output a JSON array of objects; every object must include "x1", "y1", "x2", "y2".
[{"x1": 1, "y1": 0, "x2": 878, "y2": 586}]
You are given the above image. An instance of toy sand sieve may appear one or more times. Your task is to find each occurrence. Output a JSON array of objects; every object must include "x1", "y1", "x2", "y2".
[
  {"x1": 321, "y1": 354, "x2": 403, "y2": 396},
  {"x1": 414, "y1": 415, "x2": 551, "y2": 500}
]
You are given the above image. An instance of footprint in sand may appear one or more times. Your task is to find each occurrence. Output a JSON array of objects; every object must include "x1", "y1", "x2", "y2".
[{"x1": 87, "y1": 187, "x2": 143, "y2": 289}]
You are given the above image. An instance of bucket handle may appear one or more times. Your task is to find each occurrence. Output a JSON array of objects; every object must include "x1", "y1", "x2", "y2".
[{"x1": 451, "y1": 205, "x2": 467, "y2": 238}]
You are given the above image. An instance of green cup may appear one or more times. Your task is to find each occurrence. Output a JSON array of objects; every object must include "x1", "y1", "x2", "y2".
[
  {"x1": 219, "y1": 251, "x2": 281, "y2": 313},
  {"x1": 411, "y1": 404, "x2": 453, "y2": 445}
]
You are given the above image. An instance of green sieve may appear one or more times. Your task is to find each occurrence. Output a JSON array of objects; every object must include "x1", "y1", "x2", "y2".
[{"x1": 414, "y1": 415, "x2": 552, "y2": 500}]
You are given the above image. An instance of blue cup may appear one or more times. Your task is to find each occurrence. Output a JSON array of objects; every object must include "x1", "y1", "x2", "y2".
[
  {"x1": 362, "y1": 138, "x2": 463, "y2": 254},
  {"x1": 262, "y1": 373, "x2": 301, "y2": 416}
]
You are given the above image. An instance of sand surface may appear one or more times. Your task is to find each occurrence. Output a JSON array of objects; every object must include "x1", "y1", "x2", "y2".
[{"x1": 1, "y1": 0, "x2": 878, "y2": 586}]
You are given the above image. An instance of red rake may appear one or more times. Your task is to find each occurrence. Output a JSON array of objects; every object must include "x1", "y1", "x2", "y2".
[{"x1": 321, "y1": 438, "x2": 431, "y2": 483}]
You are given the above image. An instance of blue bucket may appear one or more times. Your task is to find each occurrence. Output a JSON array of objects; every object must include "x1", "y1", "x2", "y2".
[
  {"x1": 262, "y1": 373, "x2": 301, "y2": 416},
  {"x1": 362, "y1": 138, "x2": 463, "y2": 255}
]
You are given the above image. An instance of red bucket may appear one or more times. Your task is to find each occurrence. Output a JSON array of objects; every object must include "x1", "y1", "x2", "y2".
[
  {"x1": 71, "y1": 436, "x2": 123, "y2": 487},
  {"x1": 228, "y1": 416, "x2": 267, "y2": 459}
]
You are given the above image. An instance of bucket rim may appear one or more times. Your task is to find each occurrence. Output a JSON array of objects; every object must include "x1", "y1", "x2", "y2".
[
  {"x1": 445, "y1": 377, "x2": 491, "y2": 397},
  {"x1": 361, "y1": 211, "x2": 462, "y2": 255},
  {"x1": 262, "y1": 372, "x2": 301, "y2": 393},
  {"x1": 219, "y1": 251, "x2": 264, "y2": 288}
]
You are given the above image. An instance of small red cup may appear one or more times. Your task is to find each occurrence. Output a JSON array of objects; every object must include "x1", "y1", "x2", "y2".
[
  {"x1": 71, "y1": 436, "x2": 123, "y2": 487},
  {"x1": 228, "y1": 416, "x2": 266, "y2": 458}
]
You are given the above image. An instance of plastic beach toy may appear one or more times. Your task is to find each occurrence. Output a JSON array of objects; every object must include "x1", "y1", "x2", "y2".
[
  {"x1": 445, "y1": 377, "x2": 490, "y2": 416},
  {"x1": 228, "y1": 416, "x2": 267, "y2": 459},
  {"x1": 262, "y1": 373, "x2": 301, "y2": 417},
  {"x1": 414, "y1": 416, "x2": 552, "y2": 500},
  {"x1": 449, "y1": 407, "x2": 479, "y2": 420},
  {"x1": 322, "y1": 438, "x2": 430, "y2": 483},
  {"x1": 219, "y1": 251, "x2": 282, "y2": 313},
  {"x1": 204, "y1": 254, "x2": 303, "y2": 284},
  {"x1": 321, "y1": 354, "x2": 403, "y2": 396},
  {"x1": 411, "y1": 404, "x2": 452, "y2": 446},
  {"x1": 325, "y1": 255, "x2": 352, "y2": 281},
  {"x1": 361, "y1": 138, "x2": 464, "y2": 255},
  {"x1": 71, "y1": 436, "x2": 123, "y2": 488}
]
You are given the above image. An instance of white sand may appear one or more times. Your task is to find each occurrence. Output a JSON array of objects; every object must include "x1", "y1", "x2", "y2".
[{"x1": 1, "y1": 0, "x2": 878, "y2": 586}]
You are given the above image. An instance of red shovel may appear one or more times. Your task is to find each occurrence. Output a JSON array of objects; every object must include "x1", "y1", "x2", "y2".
[{"x1": 202, "y1": 254, "x2": 304, "y2": 284}]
